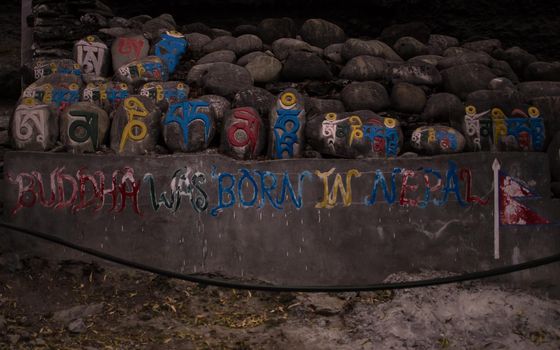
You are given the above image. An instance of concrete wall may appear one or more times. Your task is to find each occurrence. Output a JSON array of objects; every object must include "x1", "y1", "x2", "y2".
[{"x1": 1, "y1": 151, "x2": 559, "y2": 289}]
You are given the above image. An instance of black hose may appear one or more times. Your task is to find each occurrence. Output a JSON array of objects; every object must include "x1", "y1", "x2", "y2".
[{"x1": 1, "y1": 221, "x2": 559, "y2": 293}]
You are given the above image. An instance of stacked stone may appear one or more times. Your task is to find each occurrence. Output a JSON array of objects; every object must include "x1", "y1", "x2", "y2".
[
  {"x1": 29, "y1": 0, "x2": 114, "y2": 59},
  {"x1": 9, "y1": 10, "x2": 560, "y2": 189}
]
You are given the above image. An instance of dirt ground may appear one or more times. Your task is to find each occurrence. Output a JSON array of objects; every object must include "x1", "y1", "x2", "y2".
[{"x1": 0, "y1": 254, "x2": 559, "y2": 350}]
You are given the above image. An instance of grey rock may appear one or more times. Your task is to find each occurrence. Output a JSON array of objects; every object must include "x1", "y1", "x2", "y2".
[
  {"x1": 53, "y1": 303, "x2": 105, "y2": 323},
  {"x1": 182, "y1": 22, "x2": 214, "y2": 38},
  {"x1": 111, "y1": 35, "x2": 149, "y2": 72},
  {"x1": 233, "y1": 24, "x2": 259, "y2": 36},
  {"x1": 186, "y1": 63, "x2": 215, "y2": 86},
  {"x1": 529, "y1": 96, "x2": 560, "y2": 140},
  {"x1": 379, "y1": 22, "x2": 431, "y2": 46},
  {"x1": 73, "y1": 35, "x2": 110, "y2": 78},
  {"x1": 341, "y1": 39, "x2": 402, "y2": 62},
  {"x1": 11, "y1": 99, "x2": 57, "y2": 151},
  {"x1": 197, "y1": 50, "x2": 236, "y2": 64},
  {"x1": 162, "y1": 99, "x2": 216, "y2": 152},
  {"x1": 110, "y1": 95, "x2": 161, "y2": 155},
  {"x1": 428, "y1": 34, "x2": 459, "y2": 52},
  {"x1": 462, "y1": 39, "x2": 502, "y2": 53},
  {"x1": 299, "y1": 18, "x2": 346, "y2": 49},
  {"x1": 129, "y1": 15, "x2": 152, "y2": 25},
  {"x1": 443, "y1": 47, "x2": 473, "y2": 57},
  {"x1": 115, "y1": 56, "x2": 169, "y2": 86},
  {"x1": 437, "y1": 51, "x2": 493, "y2": 69},
  {"x1": 257, "y1": 17, "x2": 298, "y2": 44},
  {"x1": 489, "y1": 60, "x2": 519, "y2": 83},
  {"x1": 548, "y1": 131, "x2": 560, "y2": 181},
  {"x1": 304, "y1": 97, "x2": 345, "y2": 116},
  {"x1": 525, "y1": 61, "x2": 560, "y2": 82},
  {"x1": 393, "y1": 36, "x2": 429, "y2": 60},
  {"x1": 441, "y1": 63, "x2": 497, "y2": 99},
  {"x1": 519, "y1": 81, "x2": 560, "y2": 99},
  {"x1": 234, "y1": 34, "x2": 263, "y2": 56},
  {"x1": 421, "y1": 93, "x2": 465, "y2": 125},
  {"x1": 410, "y1": 126, "x2": 466, "y2": 155},
  {"x1": 391, "y1": 82, "x2": 426, "y2": 114},
  {"x1": 142, "y1": 16, "x2": 175, "y2": 40},
  {"x1": 492, "y1": 46, "x2": 537, "y2": 77},
  {"x1": 388, "y1": 62, "x2": 442, "y2": 86},
  {"x1": 339, "y1": 55, "x2": 387, "y2": 81},
  {"x1": 109, "y1": 16, "x2": 132, "y2": 28},
  {"x1": 282, "y1": 52, "x2": 332, "y2": 81},
  {"x1": 212, "y1": 28, "x2": 232, "y2": 37},
  {"x1": 198, "y1": 95, "x2": 231, "y2": 129},
  {"x1": 465, "y1": 89, "x2": 524, "y2": 115},
  {"x1": 268, "y1": 88, "x2": 306, "y2": 159},
  {"x1": 341, "y1": 81, "x2": 390, "y2": 112},
  {"x1": 202, "y1": 36, "x2": 236, "y2": 54},
  {"x1": 324, "y1": 43, "x2": 344, "y2": 64},
  {"x1": 246, "y1": 55, "x2": 282, "y2": 83},
  {"x1": 220, "y1": 107, "x2": 266, "y2": 160},
  {"x1": 67, "y1": 318, "x2": 87, "y2": 334},
  {"x1": 60, "y1": 102, "x2": 110, "y2": 153},
  {"x1": 237, "y1": 51, "x2": 268, "y2": 66},
  {"x1": 306, "y1": 110, "x2": 402, "y2": 158},
  {"x1": 408, "y1": 55, "x2": 443, "y2": 66},
  {"x1": 488, "y1": 77, "x2": 516, "y2": 91},
  {"x1": 200, "y1": 63, "x2": 254, "y2": 99},
  {"x1": 99, "y1": 27, "x2": 135, "y2": 38},
  {"x1": 184, "y1": 33, "x2": 212, "y2": 59},
  {"x1": 272, "y1": 38, "x2": 314, "y2": 61},
  {"x1": 232, "y1": 87, "x2": 275, "y2": 118}
]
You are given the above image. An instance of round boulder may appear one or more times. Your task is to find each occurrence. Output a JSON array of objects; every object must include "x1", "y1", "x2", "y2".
[
  {"x1": 232, "y1": 87, "x2": 275, "y2": 118},
  {"x1": 245, "y1": 55, "x2": 282, "y2": 83},
  {"x1": 391, "y1": 83, "x2": 426, "y2": 114},
  {"x1": 341, "y1": 81, "x2": 390, "y2": 112},
  {"x1": 518, "y1": 81, "x2": 560, "y2": 100},
  {"x1": 339, "y1": 55, "x2": 387, "y2": 81},
  {"x1": 282, "y1": 52, "x2": 332, "y2": 81},
  {"x1": 379, "y1": 22, "x2": 431, "y2": 46},
  {"x1": 299, "y1": 18, "x2": 346, "y2": 49},
  {"x1": 200, "y1": 62, "x2": 254, "y2": 99},
  {"x1": 525, "y1": 61, "x2": 560, "y2": 82},
  {"x1": 184, "y1": 33, "x2": 212, "y2": 59},
  {"x1": 237, "y1": 51, "x2": 268, "y2": 66},
  {"x1": 257, "y1": 17, "x2": 297, "y2": 44},
  {"x1": 197, "y1": 50, "x2": 236, "y2": 64},
  {"x1": 441, "y1": 63, "x2": 497, "y2": 99},
  {"x1": 393, "y1": 36, "x2": 429, "y2": 60},
  {"x1": 272, "y1": 38, "x2": 314, "y2": 61},
  {"x1": 202, "y1": 36, "x2": 236, "y2": 54},
  {"x1": 421, "y1": 93, "x2": 464, "y2": 125},
  {"x1": 234, "y1": 34, "x2": 263, "y2": 56}
]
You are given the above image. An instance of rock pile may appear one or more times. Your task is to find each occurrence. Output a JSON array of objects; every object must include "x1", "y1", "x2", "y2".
[{"x1": 7, "y1": 3, "x2": 560, "y2": 195}]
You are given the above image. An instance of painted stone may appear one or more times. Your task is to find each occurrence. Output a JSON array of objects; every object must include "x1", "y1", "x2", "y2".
[
  {"x1": 30, "y1": 59, "x2": 81, "y2": 82},
  {"x1": 111, "y1": 35, "x2": 150, "y2": 73},
  {"x1": 73, "y1": 35, "x2": 110, "y2": 78},
  {"x1": 153, "y1": 31, "x2": 188, "y2": 74},
  {"x1": 21, "y1": 74, "x2": 82, "y2": 116},
  {"x1": 82, "y1": 81, "x2": 131, "y2": 112},
  {"x1": 268, "y1": 89, "x2": 306, "y2": 159},
  {"x1": 115, "y1": 56, "x2": 169, "y2": 86},
  {"x1": 162, "y1": 100, "x2": 216, "y2": 152},
  {"x1": 410, "y1": 126, "x2": 466, "y2": 155},
  {"x1": 11, "y1": 98, "x2": 57, "y2": 151},
  {"x1": 462, "y1": 104, "x2": 546, "y2": 152},
  {"x1": 306, "y1": 110, "x2": 403, "y2": 158},
  {"x1": 60, "y1": 102, "x2": 109, "y2": 153},
  {"x1": 140, "y1": 81, "x2": 189, "y2": 112},
  {"x1": 198, "y1": 95, "x2": 232, "y2": 130},
  {"x1": 220, "y1": 107, "x2": 265, "y2": 160},
  {"x1": 110, "y1": 95, "x2": 161, "y2": 155}
]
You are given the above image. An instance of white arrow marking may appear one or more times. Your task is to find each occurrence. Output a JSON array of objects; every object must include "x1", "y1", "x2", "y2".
[{"x1": 492, "y1": 158, "x2": 501, "y2": 260}]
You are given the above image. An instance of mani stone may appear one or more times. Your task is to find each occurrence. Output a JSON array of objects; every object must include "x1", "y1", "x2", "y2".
[
  {"x1": 306, "y1": 110, "x2": 403, "y2": 158},
  {"x1": 268, "y1": 89, "x2": 306, "y2": 159},
  {"x1": 111, "y1": 35, "x2": 150, "y2": 74},
  {"x1": 461, "y1": 104, "x2": 546, "y2": 152},
  {"x1": 232, "y1": 87, "x2": 275, "y2": 120},
  {"x1": 299, "y1": 18, "x2": 346, "y2": 49},
  {"x1": 162, "y1": 99, "x2": 216, "y2": 152},
  {"x1": 28, "y1": 59, "x2": 82, "y2": 83},
  {"x1": 153, "y1": 31, "x2": 188, "y2": 74},
  {"x1": 341, "y1": 81, "x2": 390, "y2": 112},
  {"x1": 139, "y1": 81, "x2": 189, "y2": 112},
  {"x1": 73, "y1": 35, "x2": 110, "y2": 78},
  {"x1": 115, "y1": 56, "x2": 169, "y2": 86},
  {"x1": 410, "y1": 126, "x2": 466, "y2": 155},
  {"x1": 82, "y1": 81, "x2": 131, "y2": 112},
  {"x1": 110, "y1": 95, "x2": 161, "y2": 155},
  {"x1": 60, "y1": 102, "x2": 109, "y2": 153},
  {"x1": 11, "y1": 98, "x2": 57, "y2": 151},
  {"x1": 21, "y1": 74, "x2": 82, "y2": 116},
  {"x1": 220, "y1": 107, "x2": 266, "y2": 160}
]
